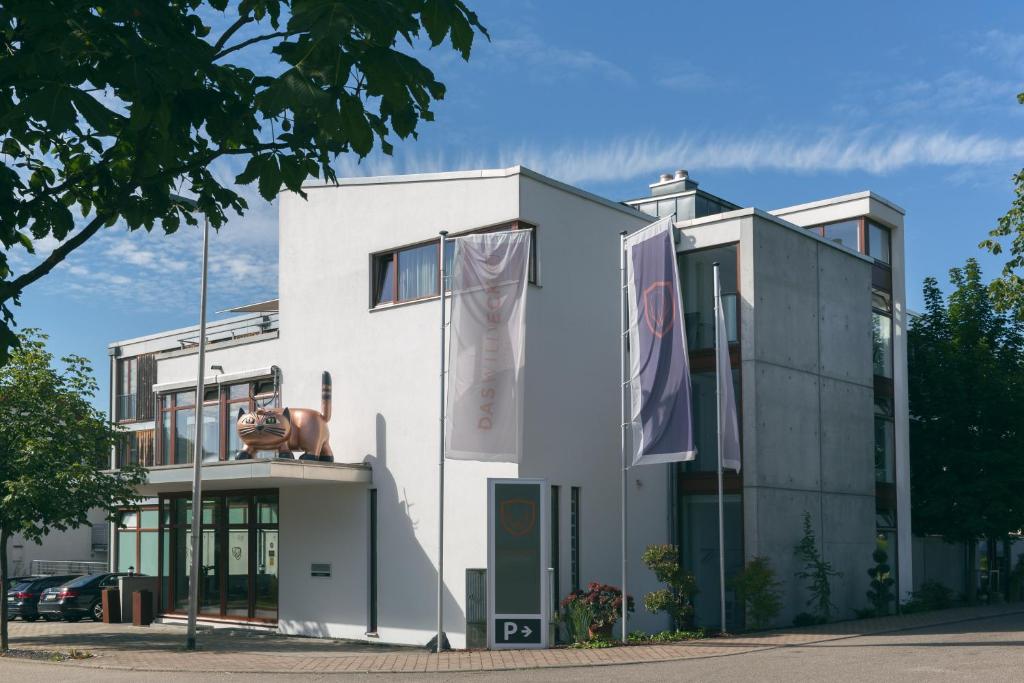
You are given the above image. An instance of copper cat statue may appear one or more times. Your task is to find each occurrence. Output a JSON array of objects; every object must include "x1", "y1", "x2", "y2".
[{"x1": 235, "y1": 371, "x2": 334, "y2": 462}]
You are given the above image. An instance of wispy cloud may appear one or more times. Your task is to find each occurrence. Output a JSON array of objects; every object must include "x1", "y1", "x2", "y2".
[
  {"x1": 486, "y1": 31, "x2": 632, "y2": 84},
  {"x1": 328, "y1": 128, "x2": 1024, "y2": 186},
  {"x1": 971, "y1": 29, "x2": 1024, "y2": 69},
  {"x1": 656, "y1": 64, "x2": 715, "y2": 92}
]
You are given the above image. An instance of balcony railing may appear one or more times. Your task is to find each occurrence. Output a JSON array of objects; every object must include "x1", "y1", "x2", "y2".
[
  {"x1": 176, "y1": 312, "x2": 279, "y2": 349},
  {"x1": 117, "y1": 393, "x2": 138, "y2": 421}
]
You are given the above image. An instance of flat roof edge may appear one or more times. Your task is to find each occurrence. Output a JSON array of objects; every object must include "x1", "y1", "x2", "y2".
[{"x1": 771, "y1": 190, "x2": 906, "y2": 217}]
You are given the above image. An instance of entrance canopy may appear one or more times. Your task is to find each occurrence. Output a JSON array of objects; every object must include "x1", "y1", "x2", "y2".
[{"x1": 136, "y1": 459, "x2": 371, "y2": 496}]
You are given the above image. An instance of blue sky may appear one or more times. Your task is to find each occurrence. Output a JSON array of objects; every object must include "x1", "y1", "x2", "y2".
[{"x1": 12, "y1": 0, "x2": 1024, "y2": 406}]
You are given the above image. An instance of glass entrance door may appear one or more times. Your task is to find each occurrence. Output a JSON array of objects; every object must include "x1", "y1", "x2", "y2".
[{"x1": 160, "y1": 491, "x2": 278, "y2": 622}]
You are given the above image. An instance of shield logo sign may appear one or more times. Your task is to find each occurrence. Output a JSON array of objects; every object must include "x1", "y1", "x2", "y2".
[
  {"x1": 499, "y1": 499, "x2": 537, "y2": 537},
  {"x1": 642, "y1": 280, "x2": 675, "y2": 338},
  {"x1": 232, "y1": 546, "x2": 242, "y2": 561}
]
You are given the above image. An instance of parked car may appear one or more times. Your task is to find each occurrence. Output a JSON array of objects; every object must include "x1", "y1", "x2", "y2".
[
  {"x1": 37, "y1": 573, "x2": 130, "y2": 622},
  {"x1": 6, "y1": 575, "x2": 80, "y2": 622},
  {"x1": 4, "y1": 575, "x2": 41, "y2": 592}
]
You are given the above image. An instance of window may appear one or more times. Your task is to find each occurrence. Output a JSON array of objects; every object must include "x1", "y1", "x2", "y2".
[
  {"x1": 821, "y1": 219, "x2": 861, "y2": 251},
  {"x1": 679, "y1": 494, "x2": 743, "y2": 631},
  {"x1": 117, "y1": 429, "x2": 155, "y2": 468},
  {"x1": 685, "y1": 368, "x2": 741, "y2": 473},
  {"x1": 570, "y1": 487, "x2": 581, "y2": 592},
  {"x1": 874, "y1": 415, "x2": 895, "y2": 483},
  {"x1": 117, "y1": 505, "x2": 159, "y2": 575},
  {"x1": 368, "y1": 489, "x2": 378, "y2": 633},
  {"x1": 551, "y1": 485, "x2": 560, "y2": 610},
  {"x1": 156, "y1": 379, "x2": 278, "y2": 466},
  {"x1": 872, "y1": 312, "x2": 893, "y2": 378},
  {"x1": 117, "y1": 357, "x2": 138, "y2": 420},
  {"x1": 371, "y1": 222, "x2": 537, "y2": 307},
  {"x1": 868, "y1": 222, "x2": 891, "y2": 265},
  {"x1": 678, "y1": 245, "x2": 739, "y2": 350}
]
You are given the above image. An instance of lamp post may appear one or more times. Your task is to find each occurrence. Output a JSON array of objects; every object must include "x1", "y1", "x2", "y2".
[{"x1": 173, "y1": 196, "x2": 209, "y2": 652}]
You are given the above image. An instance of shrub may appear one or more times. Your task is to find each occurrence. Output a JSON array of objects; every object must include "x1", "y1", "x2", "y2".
[
  {"x1": 627, "y1": 629, "x2": 706, "y2": 644},
  {"x1": 792, "y1": 612, "x2": 826, "y2": 627},
  {"x1": 728, "y1": 556, "x2": 784, "y2": 630},
  {"x1": 866, "y1": 538, "x2": 896, "y2": 616},
  {"x1": 902, "y1": 580, "x2": 954, "y2": 614},
  {"x1": 641, "y1": 544, "x2": 698, "y2": 631},
  {"x1": 561, "y1": 583, "x2": 634, "y2": 641},
  {"x1": 793, "y1": 511, "x2": 841, "y2": 622}
]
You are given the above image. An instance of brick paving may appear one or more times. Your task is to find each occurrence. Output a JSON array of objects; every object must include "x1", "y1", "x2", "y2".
[{"x1": 4, "y1": 604, "x2": 1023, "y2": 674}]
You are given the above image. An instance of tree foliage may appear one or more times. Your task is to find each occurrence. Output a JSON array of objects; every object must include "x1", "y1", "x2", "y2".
[
  {"x1": 0, "y1": 0, "x2": 487, "y2": 361},
  {"x1": 0, "y1": 329, "x2": 146, "y2": 651},
  {"x1": 908, "y1": 259, "x2": 1024, "y2": 549}
]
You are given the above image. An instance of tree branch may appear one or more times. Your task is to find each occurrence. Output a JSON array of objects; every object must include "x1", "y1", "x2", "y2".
[
  {"x1": 0, "y1": 213, "x2": 107, "y2": 303},
  {"x1": 211, "y1": 15, "x2": 254, "y2": 54},
  {"x1": 214, "y1": 31, "x2": 293, "y2": 60}
]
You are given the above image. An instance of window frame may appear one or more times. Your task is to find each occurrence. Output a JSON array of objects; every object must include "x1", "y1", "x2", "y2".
[
  {"x1": 369, "y1": 220, "x2": 538, "y2": 309},
  {"x1": 117, "y1": 504, "x2": 159, "y2": 575},
  {"x1": 155, "y1": 378, "x2": 278, "y2": 466}
]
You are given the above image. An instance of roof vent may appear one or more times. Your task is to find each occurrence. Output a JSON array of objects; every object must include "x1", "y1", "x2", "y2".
[{"x1": 649, "y1": 169, "x2": 699, "y2": 196}]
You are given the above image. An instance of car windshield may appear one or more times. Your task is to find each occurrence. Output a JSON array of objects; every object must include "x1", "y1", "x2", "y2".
[{"x1": 10, "y1": 581, "x2": 32, "y2": 592}]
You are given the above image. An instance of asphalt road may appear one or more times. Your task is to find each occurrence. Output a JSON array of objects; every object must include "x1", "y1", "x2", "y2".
[{"x1": 1, "y1": 611, "x2": 1021, "y2": 682}]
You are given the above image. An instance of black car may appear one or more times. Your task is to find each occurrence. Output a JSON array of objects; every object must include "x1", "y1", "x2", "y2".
[
  {"x1": 37, "y1": 573, "x2": 129, "y2": 622},
  {"x1": 3, "y1": 575, "x2": 40, "y2": 592},
  {"x1": 6, "y1": 575, "x2": 80, "y2": 621}
]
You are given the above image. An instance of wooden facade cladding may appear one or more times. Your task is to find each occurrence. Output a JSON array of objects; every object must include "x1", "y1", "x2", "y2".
[{"x1": 137, "y1": 354, "x2": 157, "y2": 421}]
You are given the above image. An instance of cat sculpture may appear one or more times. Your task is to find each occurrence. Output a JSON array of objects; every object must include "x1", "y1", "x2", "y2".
[{"x1": 235, "y1": 371, "x2": 334, "y2": 462}]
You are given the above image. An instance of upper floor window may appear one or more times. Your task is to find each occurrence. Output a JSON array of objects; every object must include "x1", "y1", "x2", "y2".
[
  {"x1": 371, "y1": 221, "x2": 536, "y2": 308},
  {"x1": 867, "y1": 222, "x2": 891, "y2": 265},
  {"x1": 677, "y1": 244, "x2": 739, "y2": 351},
  {"x1": 115, "y1": 354, "x2": 156, "y2": 422},
  {"x1": 156, "y1": 379, "x2": 278, "y2": 466},
  {"x1": 821, "y1": 219, "x2": 861, "y2": 251}
]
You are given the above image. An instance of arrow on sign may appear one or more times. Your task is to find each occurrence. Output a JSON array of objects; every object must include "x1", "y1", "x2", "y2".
[{"x1": 521, "y1": 624, "x2": 532, "y2": 638}]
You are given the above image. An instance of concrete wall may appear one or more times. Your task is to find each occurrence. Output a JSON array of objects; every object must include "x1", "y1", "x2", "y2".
[
  {"x1": 912, "y1": 536, "x2": 965, "y2": 595},
  {"x1": 741, "y1": 214, "x2": 876, "y2": 625}
]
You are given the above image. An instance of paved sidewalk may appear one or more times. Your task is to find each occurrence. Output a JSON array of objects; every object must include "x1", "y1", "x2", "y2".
[{"x1": 5, "y1": 604, "x2": 1023, "y2": 674}]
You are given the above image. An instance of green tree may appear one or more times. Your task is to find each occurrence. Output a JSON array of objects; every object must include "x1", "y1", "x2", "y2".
[
  {"x1": 728, "y1": 556, "x2": 783, "y2": 630},
  {"x1": 0, "y1": 330, "x2": 146, "y2": 652},
  {"x1": 640, "y1": 544, "x2": 698, "y2": 631},
  {"x1": 793, "y1": 511, "x2": 841, "y2": 622},
  {"x1": 908, "y1": 259, "x2": 1024, "y2": 601},
  {"x1": 0, "y1": 0, "x2": 487, "y2": 361}
]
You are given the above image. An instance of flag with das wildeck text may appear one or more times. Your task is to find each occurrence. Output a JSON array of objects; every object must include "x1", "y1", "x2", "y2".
[
  {"x1": 445, "y1": 230, "x2": 531, "y2": 463},
  {"x1": 716, "y1": 269, "x2": 741, "y2": 472},
  {"x1": 625, "y1": 216, "x2": 696, "y2": 466}
]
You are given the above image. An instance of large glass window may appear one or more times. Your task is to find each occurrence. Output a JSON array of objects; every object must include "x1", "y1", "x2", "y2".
[
  {"x1": 678, "y1": 245, "x2": 739, "y2": 350},
  {"x1": 157, "y1": 379, "x2": 278, "y2": 466},
  {"x1": 822, "y1": 219, "x2": 860, "y2": 251},
  {"x1": 162, "y1": 492, "x2": 279, "y2": 622},
  {"x1": 679, "y1": 494, "x2": 743, "y2": 630},
  {"x1": 868, "y1": 222, "x2": 891, "y2": 265},
  {"x1": 872, "y1": 312, "x2": 893, "y2": 378},
  {"x1": 684, "y1": 369, "x2": 741, "y2": 473},
  {"x1": 116, "y1": 505, "x2": 159, "y2": 575}
]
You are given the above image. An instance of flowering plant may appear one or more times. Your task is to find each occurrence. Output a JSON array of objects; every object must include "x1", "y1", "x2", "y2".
[{"x1": 561, "y1": 582, "x2": 634, "y2": 630}]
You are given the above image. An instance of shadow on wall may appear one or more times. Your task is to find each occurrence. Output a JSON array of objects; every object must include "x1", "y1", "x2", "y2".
[{"x1": 362, "y1": 413, "x2": 465, "y2": 644}]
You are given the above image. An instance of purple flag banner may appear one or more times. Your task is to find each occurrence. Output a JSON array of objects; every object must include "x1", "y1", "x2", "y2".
[
  {"x1": 625, "y1": 217, "x2": 696, "y2": 466},
  {"x1": 716, "y1": 269, "x2": 742, "y2": 472}
]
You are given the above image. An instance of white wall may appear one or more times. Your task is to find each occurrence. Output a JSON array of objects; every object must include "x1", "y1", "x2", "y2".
[
  {"x1": 5, "y1": 508, "x2": 108, "y2": 575},
  {"x1": 275, "y1": 169, "x2": 654, "y2": 646}
]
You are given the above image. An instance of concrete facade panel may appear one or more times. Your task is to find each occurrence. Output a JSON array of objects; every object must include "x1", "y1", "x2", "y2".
[{"x1": 819, "y1": 378, "x2": 874, "y2": 495}]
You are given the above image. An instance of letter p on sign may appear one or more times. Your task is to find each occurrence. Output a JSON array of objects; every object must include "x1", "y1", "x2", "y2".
[{"x1": 504, "y1": 621, "x2": 517, "y2": 640}]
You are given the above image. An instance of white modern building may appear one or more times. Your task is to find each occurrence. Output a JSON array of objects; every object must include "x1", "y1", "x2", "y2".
[{"x1": 107, "y1": 165, "x2": 910, "y2": 644}]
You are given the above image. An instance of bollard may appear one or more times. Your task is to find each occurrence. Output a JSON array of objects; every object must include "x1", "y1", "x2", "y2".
[{"x1": 102, "y1": 588, "x2": 121, "y2": 624}]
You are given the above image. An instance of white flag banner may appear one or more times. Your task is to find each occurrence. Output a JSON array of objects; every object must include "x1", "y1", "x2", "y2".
[
  {"x1": 445, "y1": 230, "x2": 531, "y2": 462},
  {"x1": 715, "y1": 273, "x2": 741, "y2": 472}
]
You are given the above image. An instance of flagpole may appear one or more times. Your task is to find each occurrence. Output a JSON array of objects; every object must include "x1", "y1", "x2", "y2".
[
  {"x1": 619, "y1": 230, "x2": 629, "y2": 644},
  {"x1": 713, "y1": 261, "x2": 727, "y2": 635},
  {"x1": 437, "y1": 230, "x2": 448, "y2": 654}
]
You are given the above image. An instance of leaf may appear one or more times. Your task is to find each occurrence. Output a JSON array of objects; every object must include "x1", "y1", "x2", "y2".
[{"x1": 257, "y1": 154, "x2": 281, "y2": 200}]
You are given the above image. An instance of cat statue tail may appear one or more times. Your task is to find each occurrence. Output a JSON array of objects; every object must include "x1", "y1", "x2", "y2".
[{"x1": 321, "y1": 371, "x2": 332, "y2": 422}]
